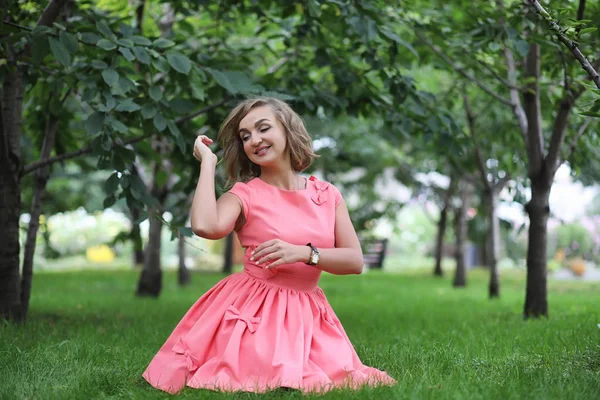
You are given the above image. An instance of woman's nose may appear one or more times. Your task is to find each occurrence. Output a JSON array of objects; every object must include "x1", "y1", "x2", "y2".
[{"x1": 250, "y1": 134, "x2": 261, "y2": 146}]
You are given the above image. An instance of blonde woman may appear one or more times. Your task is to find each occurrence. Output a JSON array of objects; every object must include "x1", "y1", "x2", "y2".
[{"x1": 142, "y1": 97, "x2": 395, "y2": 394}]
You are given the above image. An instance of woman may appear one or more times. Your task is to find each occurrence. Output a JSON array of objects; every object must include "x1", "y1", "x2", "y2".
[{"x1": 142, "y1": 97, "x2": 395, "y2": 393}]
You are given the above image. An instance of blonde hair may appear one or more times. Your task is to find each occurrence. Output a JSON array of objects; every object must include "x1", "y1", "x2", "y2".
[{"x1": 217, "y1": 97, "x2": 318, "y2": 186}]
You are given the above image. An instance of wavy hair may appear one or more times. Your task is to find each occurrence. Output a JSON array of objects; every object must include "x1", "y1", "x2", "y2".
[{"x1": 217, "y1": 97, "x2": 318, "y2": 187}]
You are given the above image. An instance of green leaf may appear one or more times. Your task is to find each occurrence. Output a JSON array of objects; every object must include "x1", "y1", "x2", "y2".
[
  {"x1": 205, "y1": 68, "x2": 258, "y2": 94},
  {"x1": 117, "y1": 38, "x2": 134, "y2": 48},
  {"x1": 96, "y1": 21, "x2": 116, "y2": 40},
  {"x1": 141, "y1": 104, "x2": 157, "y2": 119},
  {"x1": 105, "y1": 95, "x2": 116, "y2": 111},
  {"x1": 118, "y1": 23, "x2": 133, "y2": 38},
  {"x1": 166, "y1": 51, "x2": 192, "y2": 74},
  {"x1": 116, "y1": 147, "x2": 136, "y2": 165},
  {"x1": 149, "y1": 86, "x2": 163, "y2": 102},
  {"x1": 152, "y1": 38, "x2": 175, "y2": 48},
  {"x1": 515, "y1": 40, "x2": 530, "y2": 57},
  {"x1": 168, "y1": 121, "x2": 186, "y2": 153},
  {"x1": 142, "y1": 192, "x2": 160, "y2": 208},
  {"x1": 49, "y1": 37, "x2": 70, "y2": 67},
  {"x1": 133, "y1": 46, "x2": 151, "y2": 64},
  {"x1": 108, "y1": 118, "x2": 128, "y2": 133},
  {"x1": 190, "y1": 71, "x2": 205, "y2": 100},
  {"x1": 97, "y1": 39, "x2": 117, "y2": 51},
  {"x1": 129, "y1": 174, "x2": 147, "y2": 195},
  {"x1": 82, "y1": 88, "x2": 98, "y2": 102},
  {"x1": 307, "y1": 0, "x2": 321, "y2": 17},
  {"x1": 91, "y1": 59, "x2": 108, "y2": 69},
  {"x1": 85, "y1": 112, "x2": 105, "y2": 134},
  {"x1": 579, "y1": 27, "x2": 598, "y2": 35},
  {"x1": 148, "y1": 48, "x2": 160, "y2": 58},
  {"x1": 153, "y1": 113, "x2": 167, "y2": 131},
  {"x1": 31, "y1": 34, "x2": 49, "y2": 64},
  {"x1": 115, "y1": 99, "x2": 141, "y2": 112},
  {"x1": 133, "y1": 210, "x2": 148, "y2": 224},
  {"x1": 32, "y1": 26, "x2": 52, "y2": 35},
  {"x1": 152, "y1": 56, "x2": 170, "y2": 73},
  {"x1": 103, "y1": 195, "x2": 117, "y2": 208},
  {"x1": 379, "y1": 27, "x2": 419, "y2": 59},
  {"x1": 118, "y1": 47, "x2": 135, "y2": 61},
  {"x1": 102, "y1": 68, "x2": 119, "y2": 86},
  {"x1": 205, "y1": 68, "x2": 235, "y2": 93},
  {"x1": 488, "y1": 41, "x2": 500, "y2": 52},
  {"x1": 155, "y1": 170, "x2": 169, "y2": 188},
  {"x1": 118, "y1": 76, "x2": 138, "y2": 94},
  {"x1": 579, "y1": 111, "x2": 600, "y2": 118},
  {"x1": 59, "y1": 31, "x2": 78, "y2": 53},
  {"x1": 81, "y1": 32, "x2": 101, "y2": 44},
  {"x1": 104, "y1": 172, "x2": 120, "y2": 194},
  {"x1": 130, "y1": 35, "x2": 152, "y2": 46},
  {"x1": 178, "y1": 227, "x2": 193, "y2": 238},
  {"x1": 168, "y1": 98, "x2": 195, "y2": 114}
]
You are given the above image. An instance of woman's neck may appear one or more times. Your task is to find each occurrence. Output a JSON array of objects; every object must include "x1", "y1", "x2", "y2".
[{"x1": 259, "y1": 168, "x2": 304, "y2": 191}]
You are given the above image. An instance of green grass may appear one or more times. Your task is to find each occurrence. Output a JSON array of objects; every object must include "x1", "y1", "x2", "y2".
[{"x1": 1, "y1": 267, "x2": 599, "y2": 400}]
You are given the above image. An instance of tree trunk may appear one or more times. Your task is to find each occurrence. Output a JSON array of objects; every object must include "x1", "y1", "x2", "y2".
[
  {"x1": 487, "y1": 188, "x2": 500, "y2": 298},
  {"x1": 0, "y1": 69, "x2": 24, "y2": 322},
  {"x1": 434, "y1": 201, "x2": 450, "y2": 277},
  {"x1": 453, "y1": 180, "x2": 470, "y2": 288},
  {"x1": 223, "y1": 232, "x2": 234, "y2": 275},
  {"x1": 130, "y1": 206, "x2": 144, "y2": 267},
  {"x1": 434, "y1": 177, "x2": 456, "y2": 277},
  {"x1": 134, "y1": 2, "x2": 174, "y2": 296},
  {"x1": 20, "y1": 116, "x2": 58, "y2": 318},
  {"x1": 524, "y1": 182, "x2": 550, "y2": 318},
  {"x1": 136, "y1": 212, "x2": 163, "y2": 297},
  {"x1": 178, "y1": 236, "x2": 191, "y2": 286},
  {"x1": 483, "y1": 231, "x2": 491, "y2": 268}
]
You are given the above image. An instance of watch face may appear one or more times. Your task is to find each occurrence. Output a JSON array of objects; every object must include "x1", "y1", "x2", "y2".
[{"x1": 311, "y1": 253, "x2": 319, "y2": 264}]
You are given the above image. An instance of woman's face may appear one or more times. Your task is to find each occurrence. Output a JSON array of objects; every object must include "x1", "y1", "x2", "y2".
[{"x1": 238, "y1": 105, "x2": 289, "y2": 168}]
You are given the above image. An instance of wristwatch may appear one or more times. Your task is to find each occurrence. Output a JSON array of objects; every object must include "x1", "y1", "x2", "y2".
[{"x1": 306, "y1": 243, "x2": 320, "y2": 266}]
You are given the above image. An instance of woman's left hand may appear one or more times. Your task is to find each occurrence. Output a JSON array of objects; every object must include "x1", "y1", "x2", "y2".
[{"x1": 250, "y1": 239, "x2": 310, "y2": 269}]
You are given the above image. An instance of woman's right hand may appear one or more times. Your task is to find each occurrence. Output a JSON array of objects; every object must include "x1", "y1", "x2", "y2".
[{"x1": 193, "y1": 135, "x2": 217, "y2": 164}]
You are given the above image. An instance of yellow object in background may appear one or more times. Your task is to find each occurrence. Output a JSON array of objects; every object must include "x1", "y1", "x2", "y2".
[
  {"x1": 86, "y1": 245, "x2": 115, "y2": 262},
  {"x1": 568, "y1": 258, "x2": 586, "y2": 277},
  {"x1": 554, "y1": 249, "x2": 565, "y2": 263}
]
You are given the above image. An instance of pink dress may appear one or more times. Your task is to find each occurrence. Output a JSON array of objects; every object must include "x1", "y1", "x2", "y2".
[{"x1": 142, "y1": 176, "x2": 396, "y2": 393}]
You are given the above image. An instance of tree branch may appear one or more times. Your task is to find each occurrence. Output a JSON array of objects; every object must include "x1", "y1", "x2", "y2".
[
  {"x1": 22, "y1": 133, "x2": 151, "y2": 176},
  {"x1": 474, "y1": 56, "x2": 519, "y2": 91},
  {"x1": 526, "y1": 0, "x2": 600, "y2": 90},
  {"x1": 463, "y1": 95, "x2": 491, "y2": 190},
  {"x1": 175, "y1": 97, "x2": 230, "y2": 124},
  {"x1": 36, "y1": 0, "x2": 68, "y2": 27},
  {"x1": 566, "y1": 117, "x2": 592, "y2": 162},
  {"x1": 523, "y1": 43, "x2": 544, "y2": 178},
  {"x1": 545, "y1": 58, "x2": 600, "y2": 176},
  {"x1": 414, "y1": 30, "x2": 514, "y2": 106},
  {"x1": 22, "y1": 98, "x2": 229, "y2": 176},
  {"x1": 495, "y1": 0, "x2": 529, "y2": 144},
  {"x1": 135, "y1": 0, "x2": 146, "y2": 32},
  {"x1": 546, "y1": 96, "x2": 576, "y2": 176},
  {"x1": 494, "y1": 174, "x2": 511, "y2": 191},
  {"x1": 575, "y1": 0, "x2": 586, "y2": 36}
]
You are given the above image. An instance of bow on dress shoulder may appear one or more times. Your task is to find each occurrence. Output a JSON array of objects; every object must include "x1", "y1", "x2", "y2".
[{"x1": 309, "y1": 176, "x2": 331, "y2": 206}]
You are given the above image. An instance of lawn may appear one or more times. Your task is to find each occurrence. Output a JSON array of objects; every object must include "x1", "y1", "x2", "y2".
[{"x1": 1, "y1": 267, "x2": 599, "y2": 399}]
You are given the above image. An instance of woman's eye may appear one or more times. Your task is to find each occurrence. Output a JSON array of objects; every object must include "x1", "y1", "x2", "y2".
[
  {"x1": 241, "y1": 135, "x2": 250, "y2": 142},
  {"x1": 260, "y1": 126, "x2": 270, "y2": 133}
]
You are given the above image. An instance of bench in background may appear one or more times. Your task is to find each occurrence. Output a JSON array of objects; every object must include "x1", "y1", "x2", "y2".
[{"x1": 359, "y1": 238, "x2": 388, "y2": 269}]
